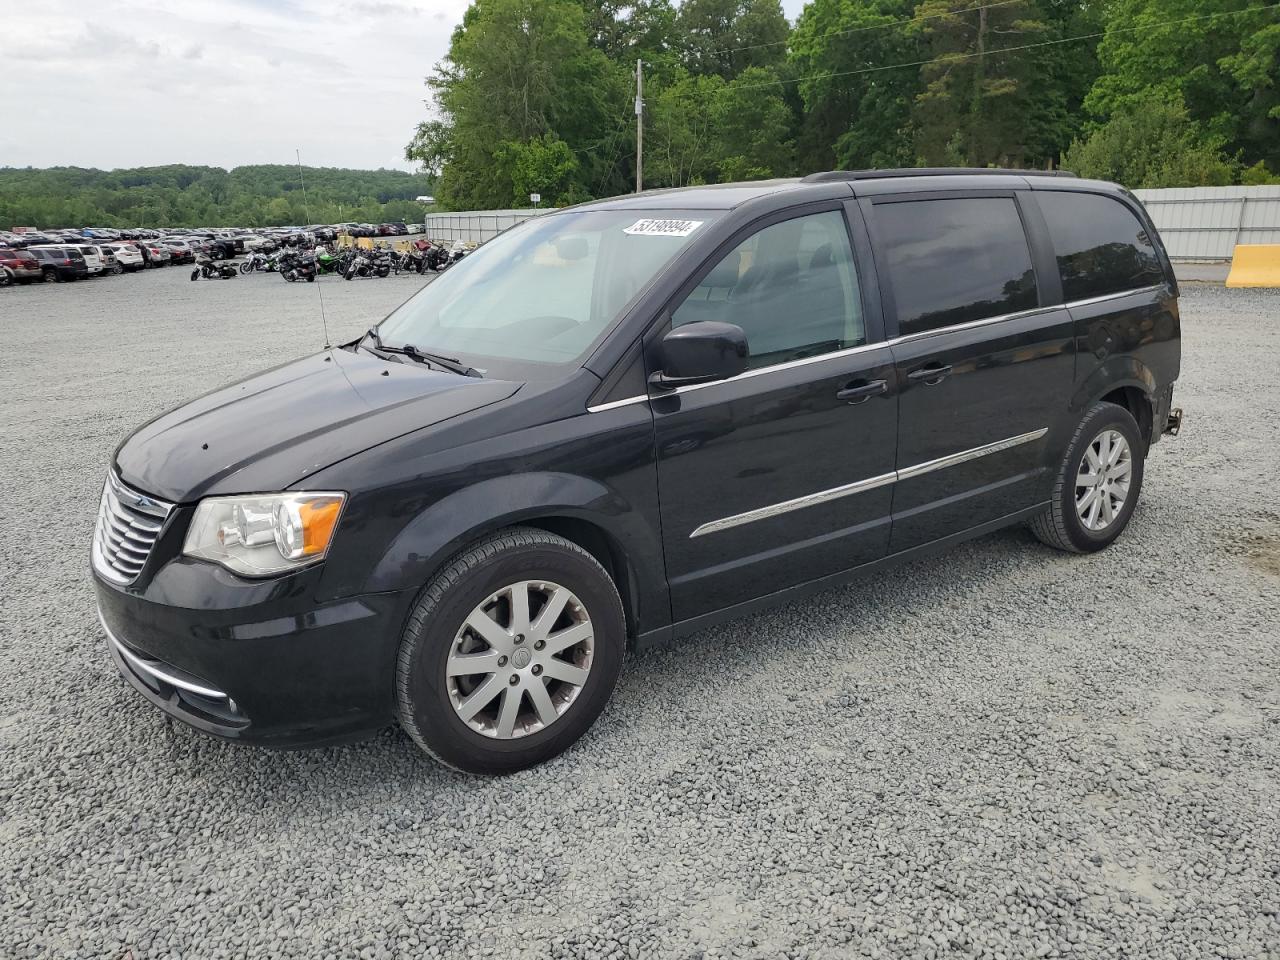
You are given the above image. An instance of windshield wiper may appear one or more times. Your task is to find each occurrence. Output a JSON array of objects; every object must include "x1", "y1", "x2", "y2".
[
  {"x1": 361, "y1": 329, "x2": 479, "y2": 377},
  {"x1": 401, "y1": 346, "x2": 480, "y2": 378}
]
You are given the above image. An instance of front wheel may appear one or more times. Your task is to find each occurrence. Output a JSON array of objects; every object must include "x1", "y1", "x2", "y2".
[
  {"x1": 239, "y1": 262, "x2": 251, "y2": 274},
  {"x1": 1030, "y1": 401, "x2": 1146, "y2": 553},
  {"x1": 190, "y1": 269, "x2": 200, "y2": 281},
  {"x1": 395, "y1": 527, "x2": 625, "y2": 775},
  {"x1": 284, "y1": 270, "x2": 297, "y2": 282}
]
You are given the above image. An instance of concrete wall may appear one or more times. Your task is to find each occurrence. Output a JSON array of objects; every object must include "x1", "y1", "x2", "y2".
[{"x1": 1133, "y1": 186, "x2": 1280, "y2": 261}]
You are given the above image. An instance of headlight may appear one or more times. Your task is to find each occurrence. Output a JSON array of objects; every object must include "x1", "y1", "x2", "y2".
[{"x1": 183, "y1": 492, "x2": 346, "y2": 577}]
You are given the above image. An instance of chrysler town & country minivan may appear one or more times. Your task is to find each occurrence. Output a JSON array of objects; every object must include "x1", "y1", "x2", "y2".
[{"x1": 92, "y1": 169, "x2": 1182, "y2": 773}]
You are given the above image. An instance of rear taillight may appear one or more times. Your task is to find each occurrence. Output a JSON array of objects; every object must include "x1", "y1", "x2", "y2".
[{"x1": 63, "y1": 259, "x2": 73, "y2": 265}]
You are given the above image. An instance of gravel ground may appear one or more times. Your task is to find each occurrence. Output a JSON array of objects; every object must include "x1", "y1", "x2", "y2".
[{"x1": 1, "y1": 271, "x2": 1278, "y2": 959}]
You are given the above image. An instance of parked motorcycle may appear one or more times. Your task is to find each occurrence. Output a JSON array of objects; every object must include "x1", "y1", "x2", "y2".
[
  {"x1": 343, "y1": 248, "x2": 391, "y2": 280},
  {"x1": 239, "y1": 250, "x2": 276, "y2": 274},
  {"x1": 190, "y1": 254, "x2": 239, "y2": 280},
  {"x1": 277, "y1": 250, "x2": 316, "y2": 282}
]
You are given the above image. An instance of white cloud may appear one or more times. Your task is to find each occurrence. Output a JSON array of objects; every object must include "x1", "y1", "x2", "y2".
[
  {"x1": 2, "y1": 0, "x2": 469, "y2": 170},
  {"x1": 3, "y1": 0, "x2": 807, "y2": 171}
]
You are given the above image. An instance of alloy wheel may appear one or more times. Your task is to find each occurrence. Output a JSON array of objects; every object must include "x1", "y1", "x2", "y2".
[
  {"x1": 447, "y1": 580, "x2": 595, "y2": 740},
  {"x1": 1075, "y1": 428, "x2": 1132, "y2": 531}
]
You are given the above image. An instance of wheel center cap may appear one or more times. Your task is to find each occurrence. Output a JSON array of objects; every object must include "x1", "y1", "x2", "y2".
[{"x1": 511, "y1": 648, "x2": 532, "y2": 669}]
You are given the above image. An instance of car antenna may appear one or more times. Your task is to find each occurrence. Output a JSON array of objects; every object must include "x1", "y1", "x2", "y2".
[{"x1": 296, "y1": 148, "x2": 332, "y2": 350}]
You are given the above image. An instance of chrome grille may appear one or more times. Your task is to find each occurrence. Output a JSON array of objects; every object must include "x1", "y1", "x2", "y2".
[{"x1": 92, "y1": 472, "x2": 173, "y2": 584}]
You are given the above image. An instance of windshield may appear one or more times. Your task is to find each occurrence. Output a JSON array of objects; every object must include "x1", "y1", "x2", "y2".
[{"x1": 376, "y1": 208, "x2": 718, "y2": 374}]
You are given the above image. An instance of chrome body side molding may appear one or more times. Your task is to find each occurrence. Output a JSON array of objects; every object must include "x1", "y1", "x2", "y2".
[{"x1": 689, "y1": 428, "x2": 1048, "y2": 538}]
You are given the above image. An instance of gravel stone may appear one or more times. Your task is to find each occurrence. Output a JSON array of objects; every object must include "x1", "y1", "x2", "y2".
[{"x1": 0, "y1": 274, "x2": 1278, "y2": 958}]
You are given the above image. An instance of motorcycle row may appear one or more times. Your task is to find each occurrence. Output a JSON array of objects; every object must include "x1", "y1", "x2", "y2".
[{"x1": 189, "y1": 238, "x2": 468, "y2": 283}]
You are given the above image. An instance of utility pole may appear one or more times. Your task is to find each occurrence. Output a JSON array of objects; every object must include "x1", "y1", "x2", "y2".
[{"x1": 635, "y1": 59, "x2": 644, "y2": 194}]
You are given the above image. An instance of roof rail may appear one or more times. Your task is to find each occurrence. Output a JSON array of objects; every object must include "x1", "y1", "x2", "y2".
[{"x1": 801, "y1": 168, "x2": 1077, "y2": 183}]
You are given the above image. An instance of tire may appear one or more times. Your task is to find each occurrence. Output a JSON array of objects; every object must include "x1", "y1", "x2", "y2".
[
  {"x1": 190, "y1": 270, "x2": 199, "y2": 281},
  {"x1": 0, "y1": 269, "x2": 12, "y2": 288},
  {"x1": 111, "y1": 265, "x2": 123, "y2": 276},
  {"x1": 239, "y1": 262, "x2": 251, "y2": 274},
  {"x1": 284, "y1": 270, "x2": 297, "y2": 282},
  {"x1": 1030, "y1": 401, "x2": 1146, "y2": 554},
  {"x1": 395, "y1": 527, "x2": 625, "y2": 775},
  {"x1": 43, "y1": 269, "x2": 59, "y2": 283},
  {"x1": 306, "y1": 274, "x2": 315, "y2": 282}
]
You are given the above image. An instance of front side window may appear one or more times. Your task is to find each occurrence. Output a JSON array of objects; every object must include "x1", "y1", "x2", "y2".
[
  {"x1": 1037, "y1": 191, "x2": 1165, "y2": 301},
  {"x1": 876, "y1": 197, "x2": 1038, "y2": 336},
  {"x1": 377, "y1": 209, "x2": 719, "y2": 374},
  {"x1": 671, "y1": 210, "x2": 865, "y2": 369}
]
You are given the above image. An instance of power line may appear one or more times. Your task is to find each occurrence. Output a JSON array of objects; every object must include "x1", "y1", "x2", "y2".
[{"x1": 724, "y1": 2, "x2": 1280, "y2": 93}]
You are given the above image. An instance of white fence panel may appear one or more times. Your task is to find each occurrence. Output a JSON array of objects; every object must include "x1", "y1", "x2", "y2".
[
  {"x1": 422, "y1": 189, "x2": 1280, "y2": 261},
  {"x1": 1133, "y1": 186, "x2": 1280, "y2": 261},
  {"x1": 422, "y1": 208, "x2": 554, "y2": 245}
]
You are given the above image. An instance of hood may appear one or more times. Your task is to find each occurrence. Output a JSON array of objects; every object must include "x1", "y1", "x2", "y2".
[{"x1": 115, "y1": 347, "x2": 520, "y2": 503}]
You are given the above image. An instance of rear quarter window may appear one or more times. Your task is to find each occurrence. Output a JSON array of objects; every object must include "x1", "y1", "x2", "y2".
[
  {"x1": 1036, "y1": 191, "x2": 1165, "y2": 301},
  {"x1": 874, "y1": 197, "x2": 1038, "y2": 336}
]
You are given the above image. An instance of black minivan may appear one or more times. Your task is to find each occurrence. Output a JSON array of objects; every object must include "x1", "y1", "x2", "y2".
[{"x1": 93, "y1": 169, "x2": 1181, "y2": 773}]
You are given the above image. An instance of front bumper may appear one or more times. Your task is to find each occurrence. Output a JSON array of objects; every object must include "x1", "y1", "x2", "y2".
[{"x1": 94, "y1": 562, "x2": 414, "y2": 747}]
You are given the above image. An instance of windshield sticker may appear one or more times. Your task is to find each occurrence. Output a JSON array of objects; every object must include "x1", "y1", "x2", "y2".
[{"x1": 624, "y1": 218, "x2": 704, "y2": 238}]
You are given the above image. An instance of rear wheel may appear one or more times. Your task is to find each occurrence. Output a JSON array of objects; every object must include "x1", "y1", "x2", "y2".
[
  {"x1": 1030, "y1": 401, "x2": 1145, "y2": 553},
  {"x1": 396, "y1": 527, "x2": 625, "y2": 774},
  {"x1": 43, "y1": 269, "x2": 59, "y2": 283}
]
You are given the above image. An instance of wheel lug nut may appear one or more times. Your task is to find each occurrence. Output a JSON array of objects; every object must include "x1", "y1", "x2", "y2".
[
  {"x1": 531, "y1": 664, "x2": 542, "y2": 676},
  {"x1": 533, "y1": 639, "x2": 545, "y2": 650},
  {"x1": 514, "y1": 634, "x2": 525, "y2": 644},
  {"x1": 497, "y1": 656, "x2": 508, "y2": 667},
  {"x1": 508, "y1": 675, "x2": 519, "y2": 686}
]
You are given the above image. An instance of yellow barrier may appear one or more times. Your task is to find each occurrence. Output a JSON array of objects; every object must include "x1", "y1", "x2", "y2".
[{"x1": 1226, "y1": 244, "x2": 1280, "y2": 288}]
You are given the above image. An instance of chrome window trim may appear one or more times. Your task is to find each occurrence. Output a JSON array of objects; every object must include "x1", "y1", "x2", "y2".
[
  {"x1": 99, "y1": 607, "x2": 230, "y2": 701},
  {"x1": 586, "y1": 284, "x2": 1166, "y2": 413},
  {"x1": 688, "y1": 427, "x2": 1048, "y2": 538},
  {"x1": 586, "y1": 394, "x2": 651, "y2": 414}
]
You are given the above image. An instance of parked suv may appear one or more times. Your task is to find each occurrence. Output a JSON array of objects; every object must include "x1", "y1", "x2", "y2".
[
  {"x1": 103, "y1": 242, "x2": 144, "y2": 272},
  {"x1": 92, "y1": 170, "x2": 1181, "y2": 773},
  {"x1": 78, "y1": 245, "x2": 105, "y2": 276},
  {"x1": 28, "y1": 245, "x2": 89, "y2": 281},
  {"x1": 0, "y1": 247, "x2": 42, "y2": 283}
]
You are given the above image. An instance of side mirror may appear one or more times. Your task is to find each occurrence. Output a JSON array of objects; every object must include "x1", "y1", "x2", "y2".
[{"x1": 650, "y1": 321, "x2": 749, "y2": 389}]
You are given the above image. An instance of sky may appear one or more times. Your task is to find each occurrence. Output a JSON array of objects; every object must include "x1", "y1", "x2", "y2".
[{"x1": 3, "y1": 0, "x2": 808, "y2": 173}]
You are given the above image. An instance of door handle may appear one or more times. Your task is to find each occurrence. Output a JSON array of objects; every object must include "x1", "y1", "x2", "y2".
[
  {"x1": 835, "y1": 379, "x2": 888, "y2": 404},
  {"x1": 907, "y1": 363, "x2": 952, "y2": 385}
]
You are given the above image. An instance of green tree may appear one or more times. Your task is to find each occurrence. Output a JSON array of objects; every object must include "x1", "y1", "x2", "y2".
[
  {"x1": 676, "y1": 0, "x2": 790, "y2": 78},
  {"x1": 494, "y1": 133, "x2": 585, "y2": 205},
  {"x1": 1062, "y1": 95, "x2": 1236, "y2": 187},
  {"x1": 1085, "y1": 0, "x2": 1280, "y2": 168},
  {"x1": 789, "y1": 0, "x2": 921, "y2": 171},
  {"x1": 406, "y1": 0, "x2": 631, "y2": 209},
  {"x1": 910, "y1": 0, "x2": 1053, "y2": 166}
]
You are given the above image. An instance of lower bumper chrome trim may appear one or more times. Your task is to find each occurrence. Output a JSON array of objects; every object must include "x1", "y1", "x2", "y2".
[{"x1": 99, "y1": 607, "x2": 229, "y2": 701}]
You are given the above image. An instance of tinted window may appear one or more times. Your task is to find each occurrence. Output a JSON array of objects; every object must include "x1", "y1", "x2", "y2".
[
  {"x1": 876, "y1": 197, "x2": 1038, "y2": 336},
  {"x1": 1038, "y1": 191, "x2": 1164, "y2": 301},
  {"x1": 672, "y1": 210, "x2": 864, "y2": 369}
]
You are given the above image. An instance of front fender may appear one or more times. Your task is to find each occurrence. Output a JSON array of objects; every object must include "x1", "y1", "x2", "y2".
[{"x1": 363, "y1": 471, "x2": 667, "y2": 623}]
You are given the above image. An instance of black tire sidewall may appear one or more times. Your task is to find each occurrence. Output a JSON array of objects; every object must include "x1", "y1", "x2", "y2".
[
  {"x1": 1059, "y1": 404, "x2": 1145, "y2": 552},
  {"x1": 400, "y1": 538, "x2": 624, "y2": 774}
]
